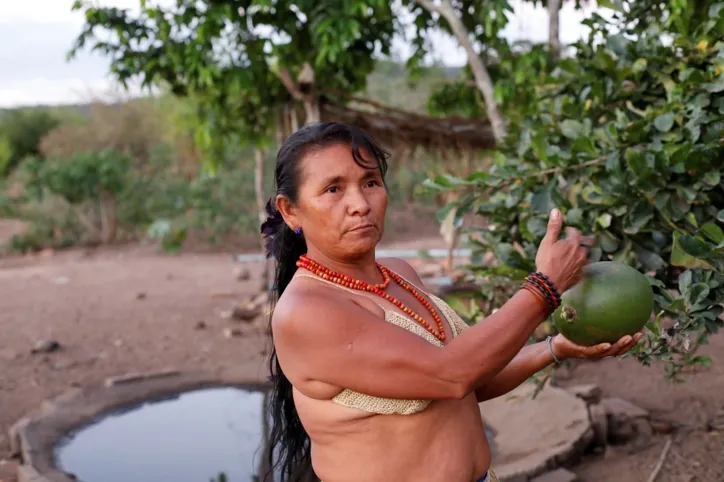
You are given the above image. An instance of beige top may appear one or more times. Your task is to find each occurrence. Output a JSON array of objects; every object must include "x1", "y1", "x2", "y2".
[{"x1": 294, "y1": 272, "x2": 470, "y2": 415}]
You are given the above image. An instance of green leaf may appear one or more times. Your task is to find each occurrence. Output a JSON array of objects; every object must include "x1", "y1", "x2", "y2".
[
  {"x1": 718, "y1": 209, "x2": 724, "y2": 223},
  {"x1": 702, "y1": 171, "x2": 721, "y2": 187},
  {"x1": 702, "y1": 76, "x2": 724, "y2": 93},
  {"x1": 526, "y1": 216, "x2": 548, "y2": 238},
  {"x1": 671, "y1": 232, "x2": 712, "y2": 269},
  {"x1": 623, "y1": 203, "x2": 654, "y2": 235},
  {"x1": 633, "y1": 58, "x2": 648, "y2": 73},
  {"x1": 701, "y1": 222, "x2": 724, "y2": 244},
  {"x1": 679, "y1": 235, "x2": 713, "y2": 258},
  {"x1": 654, "y1": 112, "x2": 675, "y2": 132},
  {"x1": 679, "y1": 269, "x2": 693, "y2": 295},
  {"x1": 687, "y1": 283, "x2": 711, "y2": 307},
  {"x1": 560, "y1": 119, "x2": 584, "y2": 140},
  {"x1": 710, "y1": 3, "x2": 724, "y2": 18}
]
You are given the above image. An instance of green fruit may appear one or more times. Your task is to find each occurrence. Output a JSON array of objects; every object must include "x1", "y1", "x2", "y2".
[{"x1": 551, "y1": 261, "x2": 654, "y2": 346}]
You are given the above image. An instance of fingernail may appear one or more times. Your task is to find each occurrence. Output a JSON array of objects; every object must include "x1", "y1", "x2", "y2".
[
  {"x1": 602, "y1": 344, "x2": 611, "y2": 350},
  {"x1": 624, "y1": 336, "x2": 632, "y2": 343},
  {"x1": 551, "y1": 209, "x2": 560, "y2": 220}
]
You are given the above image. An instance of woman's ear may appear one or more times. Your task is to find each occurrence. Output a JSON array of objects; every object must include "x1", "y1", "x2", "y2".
[{"x1": 276, "y1": 194, "x2": 299, "y2": 231}]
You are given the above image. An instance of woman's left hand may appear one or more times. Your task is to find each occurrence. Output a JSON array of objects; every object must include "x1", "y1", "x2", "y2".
[{"x1": 551, "y1": 332, "x2": 644, "y2": 361}]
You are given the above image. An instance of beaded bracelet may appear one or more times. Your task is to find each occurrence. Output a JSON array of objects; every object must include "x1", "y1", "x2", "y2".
[{"x1": 522, "y1": 272, "x2": 562, "y2": 311}]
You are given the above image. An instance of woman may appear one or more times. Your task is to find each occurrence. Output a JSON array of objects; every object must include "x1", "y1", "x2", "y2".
[{"x1": 261, "y1": 122, "x2": 642, "y2": 482}]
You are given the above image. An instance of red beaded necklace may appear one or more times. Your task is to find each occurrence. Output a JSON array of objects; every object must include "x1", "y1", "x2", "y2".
[{"x1": 296, "y1": 254, "x2": 447, "y2": 342}]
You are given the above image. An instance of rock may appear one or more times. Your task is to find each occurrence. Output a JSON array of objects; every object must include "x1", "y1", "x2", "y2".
[
  {"x1": 530, "y1": 468, "x2": 578, "y2": 482},
  {"x1": 600, "y1": 397, "x2": 648, "y2": 420},
  {"x1": 600, "y1": 397, "x2": 650, "y2": 444},
  {"x1": 31, "y1": 339, "x2": 60, "y2": 355},
  {"x1": 233, "y1": 266, "x2": 251, "y2": 281},
  {"x1": 707, "y1": 410, "x2": 724, "y2": 432},
  {"x1": 650, "y1": 419, "x2": 675, "y2": 434},
  {"x1": 479, "y1": 383, "x2": 592, "y2": 481},
  {"x1": 588, "y1": 403, "x2": 608, "y2": 448},
  {"x1": 566, "y1": 384, "x2": 602, "y2": 405},
  {"x1": 136, "y1": 292, "x2": 147, "y2": 300},
  {"x1": 223, "y1": 327, "x2": 242, "y2": 339},
  {"x1": 194, "y1": 321, "x2": 207, "y2": 330}
]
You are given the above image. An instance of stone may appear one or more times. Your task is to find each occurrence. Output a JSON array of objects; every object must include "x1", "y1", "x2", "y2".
[
  {"x1": 194, "y1": 321, "x2": 207, "y2": 330},
  {"x1": 650, "y1": 419, "x2": 674, "y2": 434},
  {"x1": 530, "y1": 468, "x2": 578, "y2": 482},
  {"x1": 565, "y1": 384, "x2": 602, "y2": 405},
  {"x1": 30, "y1": 339, "x2": 60, "y2": 355},
  {"x1": 707, "y1": 410, "x2": 724, "y2": 432},
  {"x1": 479, "y1": 383, "x2": 592, "y2": 481},
  {"x1": 223, "y1": 327, "x2": 243, "y2": 338},
  {"x1": 600, "y1": 397, "x2": 648, "y2": 419},
  {"x1": 136, "y1": 292, "x2": 147, "y2": 300},
  {"x1": 588, "y1": 403, "x2": 608, "y2": 448},
  {"x1": 600, "y1": 397, "x2": 650, "y2": 444},
  {"x1": 233, "y1": 266, "x2": 251, "y2": 281}
]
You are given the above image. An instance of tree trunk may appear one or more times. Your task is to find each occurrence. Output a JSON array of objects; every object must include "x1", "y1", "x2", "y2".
[
  {"x1": 548, "y1": 0, "x2": 562, "y2": 60},
  {"x1": 415, "y1": 0, "x2": 507, "y2": 143},
  {"x1": 255, "y1": 147, "x2": 270, "y2": 291},
  {"x1": 302, "y1": 99, "x2": 320, "y2": 125},
  {"x1": 278, "y1": 63, "x2": 319, "y2": 127},
  {"x1": 99, "y1": 190, "x2": 117, "y2": 244}
]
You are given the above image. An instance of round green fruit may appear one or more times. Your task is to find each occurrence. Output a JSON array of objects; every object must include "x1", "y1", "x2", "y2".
[{"x1": 551, "y1": 261, "x2": 654, "y2": 346}]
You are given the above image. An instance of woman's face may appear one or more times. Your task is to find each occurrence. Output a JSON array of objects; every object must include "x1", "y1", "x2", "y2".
[{"x1": 279, "y1": 143, "x2": 388, "y2": 260}]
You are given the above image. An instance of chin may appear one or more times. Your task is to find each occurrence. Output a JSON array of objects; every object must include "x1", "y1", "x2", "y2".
[{"x1": 347, "y1": 231, "x2": 381, "y2": 256}]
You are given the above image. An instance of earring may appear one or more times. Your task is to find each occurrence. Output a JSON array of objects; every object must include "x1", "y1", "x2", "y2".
[{"x1": 294, "y1": 227, "x2": 303, "y2": 235}]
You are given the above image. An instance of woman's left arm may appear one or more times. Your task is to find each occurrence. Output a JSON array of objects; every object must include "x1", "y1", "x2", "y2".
[{"x1": 475, "y1": 333, "x2": 643, "y2": 402}]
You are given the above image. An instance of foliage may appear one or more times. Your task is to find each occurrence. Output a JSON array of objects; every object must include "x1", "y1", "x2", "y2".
[
  {"x1": 39, "y1": 100, "x2": 165, "y2": 169},
  {"x1": 427, "y1": 2, "x2": 724, "y2": 380},
  {"x1": 0, "y1": 108, "x2": 59, "y2": 175},
  {"x1": 67, "y1": 0, "x2": 402, "y2": 171}
]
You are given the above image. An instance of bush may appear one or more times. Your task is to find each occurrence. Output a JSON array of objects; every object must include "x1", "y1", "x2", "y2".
[{"x1": 427, "y1": 4, "x2": 724, "y2": 380}]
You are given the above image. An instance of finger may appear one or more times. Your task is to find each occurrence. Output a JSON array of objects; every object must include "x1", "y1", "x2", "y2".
[
  {"x1": 606, "y1": 335, "x2": 634, "y2": 357},
  {"x1": 614, "y1": 332, "x2": 645, "y2": 356},
  {"x1": 582, "y1": 342, "x2": 611, "y2": 358},
  {"x1": 540, "y1": 208, "x2": 563, "y2": 249},
  {"x1": 579, "y1": 235, "x2": 597, "y2": 247},
  {"x1": 565, "y1": 227, "x2": 582, "y2": 245}
]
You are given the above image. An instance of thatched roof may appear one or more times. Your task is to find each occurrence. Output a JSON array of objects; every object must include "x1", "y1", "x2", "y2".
[{"x1": 319, "y1": 92, "x2": 496, "y2": 154}]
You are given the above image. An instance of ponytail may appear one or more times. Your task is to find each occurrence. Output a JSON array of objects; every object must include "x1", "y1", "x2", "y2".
[{"x1": 261, "y1": 199, "x2": 313, "y2": 482}]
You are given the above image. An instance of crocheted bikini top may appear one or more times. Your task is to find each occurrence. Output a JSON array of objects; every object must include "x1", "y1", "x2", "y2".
[{"x1": 294, "y1": 271, "x2": 471, "y2": 415}]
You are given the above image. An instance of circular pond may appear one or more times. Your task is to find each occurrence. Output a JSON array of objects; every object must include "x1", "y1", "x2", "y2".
[{"x1": 54, "y1": 386, "x2": 271, "y2": 482}]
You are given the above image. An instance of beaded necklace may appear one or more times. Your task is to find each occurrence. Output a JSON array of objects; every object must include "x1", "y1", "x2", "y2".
[{"x1": 296, "y1": 254, "x2": 447, "y2": 342}]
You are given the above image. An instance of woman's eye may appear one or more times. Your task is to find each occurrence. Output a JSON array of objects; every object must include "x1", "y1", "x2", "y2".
[
  {"x1": 366, "y1": 180, "x2": 379, "y2": 187},
  {"x1": 326, "y1": 186, "x2": 339, "y2": 194}
]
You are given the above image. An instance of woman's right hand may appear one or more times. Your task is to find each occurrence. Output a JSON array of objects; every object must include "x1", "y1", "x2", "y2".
[{"x1": 534, "y1": 209, "x2": 594, "y2": 293}]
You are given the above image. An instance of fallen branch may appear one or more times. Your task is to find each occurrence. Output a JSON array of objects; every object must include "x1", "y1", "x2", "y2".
[{"x1": 646, "y1": 437, "x2": 673, "y2": 482}]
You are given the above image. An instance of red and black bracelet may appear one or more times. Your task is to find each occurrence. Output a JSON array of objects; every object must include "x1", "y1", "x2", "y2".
[{"x1": 522, "y1": 272, "x2": 561, "y2": 311}]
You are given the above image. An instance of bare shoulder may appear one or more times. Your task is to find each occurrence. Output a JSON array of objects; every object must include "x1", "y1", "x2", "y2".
[
  {"x1": 271, "y1": 275, "x2": 375, "y2": 341},
  {"x1": 378, "y1": 257, "x2": 427, "y2": 288}
]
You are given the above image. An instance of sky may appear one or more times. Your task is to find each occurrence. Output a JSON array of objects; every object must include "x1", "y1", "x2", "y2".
[{"x1": 0, "y1": 0, "x2": 599, "y2": 108}]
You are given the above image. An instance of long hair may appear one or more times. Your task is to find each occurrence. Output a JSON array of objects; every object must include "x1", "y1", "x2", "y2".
[{"x1": 262, "y1": 122, "x2": 390, "y2": 481}]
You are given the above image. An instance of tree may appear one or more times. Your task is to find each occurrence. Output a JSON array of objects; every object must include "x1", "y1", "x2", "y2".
[
  {"x1": 0, "y1": 108, "x2": 59, "y2": 175},
  {"x1": 426, "y1": 1, "x2": 724, "y2": 380},
  {"x1": 412, "y1": 0, "x2": 510, "y2": 142}
]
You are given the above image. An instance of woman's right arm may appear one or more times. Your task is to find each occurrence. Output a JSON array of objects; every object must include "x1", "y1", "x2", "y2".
[{"x1": 273, "y1": 209, "x2": 590, "y2": 401}]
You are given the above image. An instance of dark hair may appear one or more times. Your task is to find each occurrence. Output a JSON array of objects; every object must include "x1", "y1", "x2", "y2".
[{"x1": 262, "y1": 122, "x2": 390, "y2": 482}]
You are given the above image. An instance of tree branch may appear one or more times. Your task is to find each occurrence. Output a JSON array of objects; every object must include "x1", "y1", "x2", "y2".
[
  {"x1": 277, "y1": 68, "x2": 303, "y2": 101},
  {"x1": 414, "y1": 0, "x2": 508, "y2": 143}
]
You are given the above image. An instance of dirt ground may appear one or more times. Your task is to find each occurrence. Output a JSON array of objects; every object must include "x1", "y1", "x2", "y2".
[{"x1": 1, "y1": 220, "x2": 723, "y2": 481}]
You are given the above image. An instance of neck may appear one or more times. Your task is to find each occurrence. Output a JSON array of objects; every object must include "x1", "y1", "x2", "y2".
[{"x1": 303, "y1": 246, "x2": 382, "y2": 285}]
